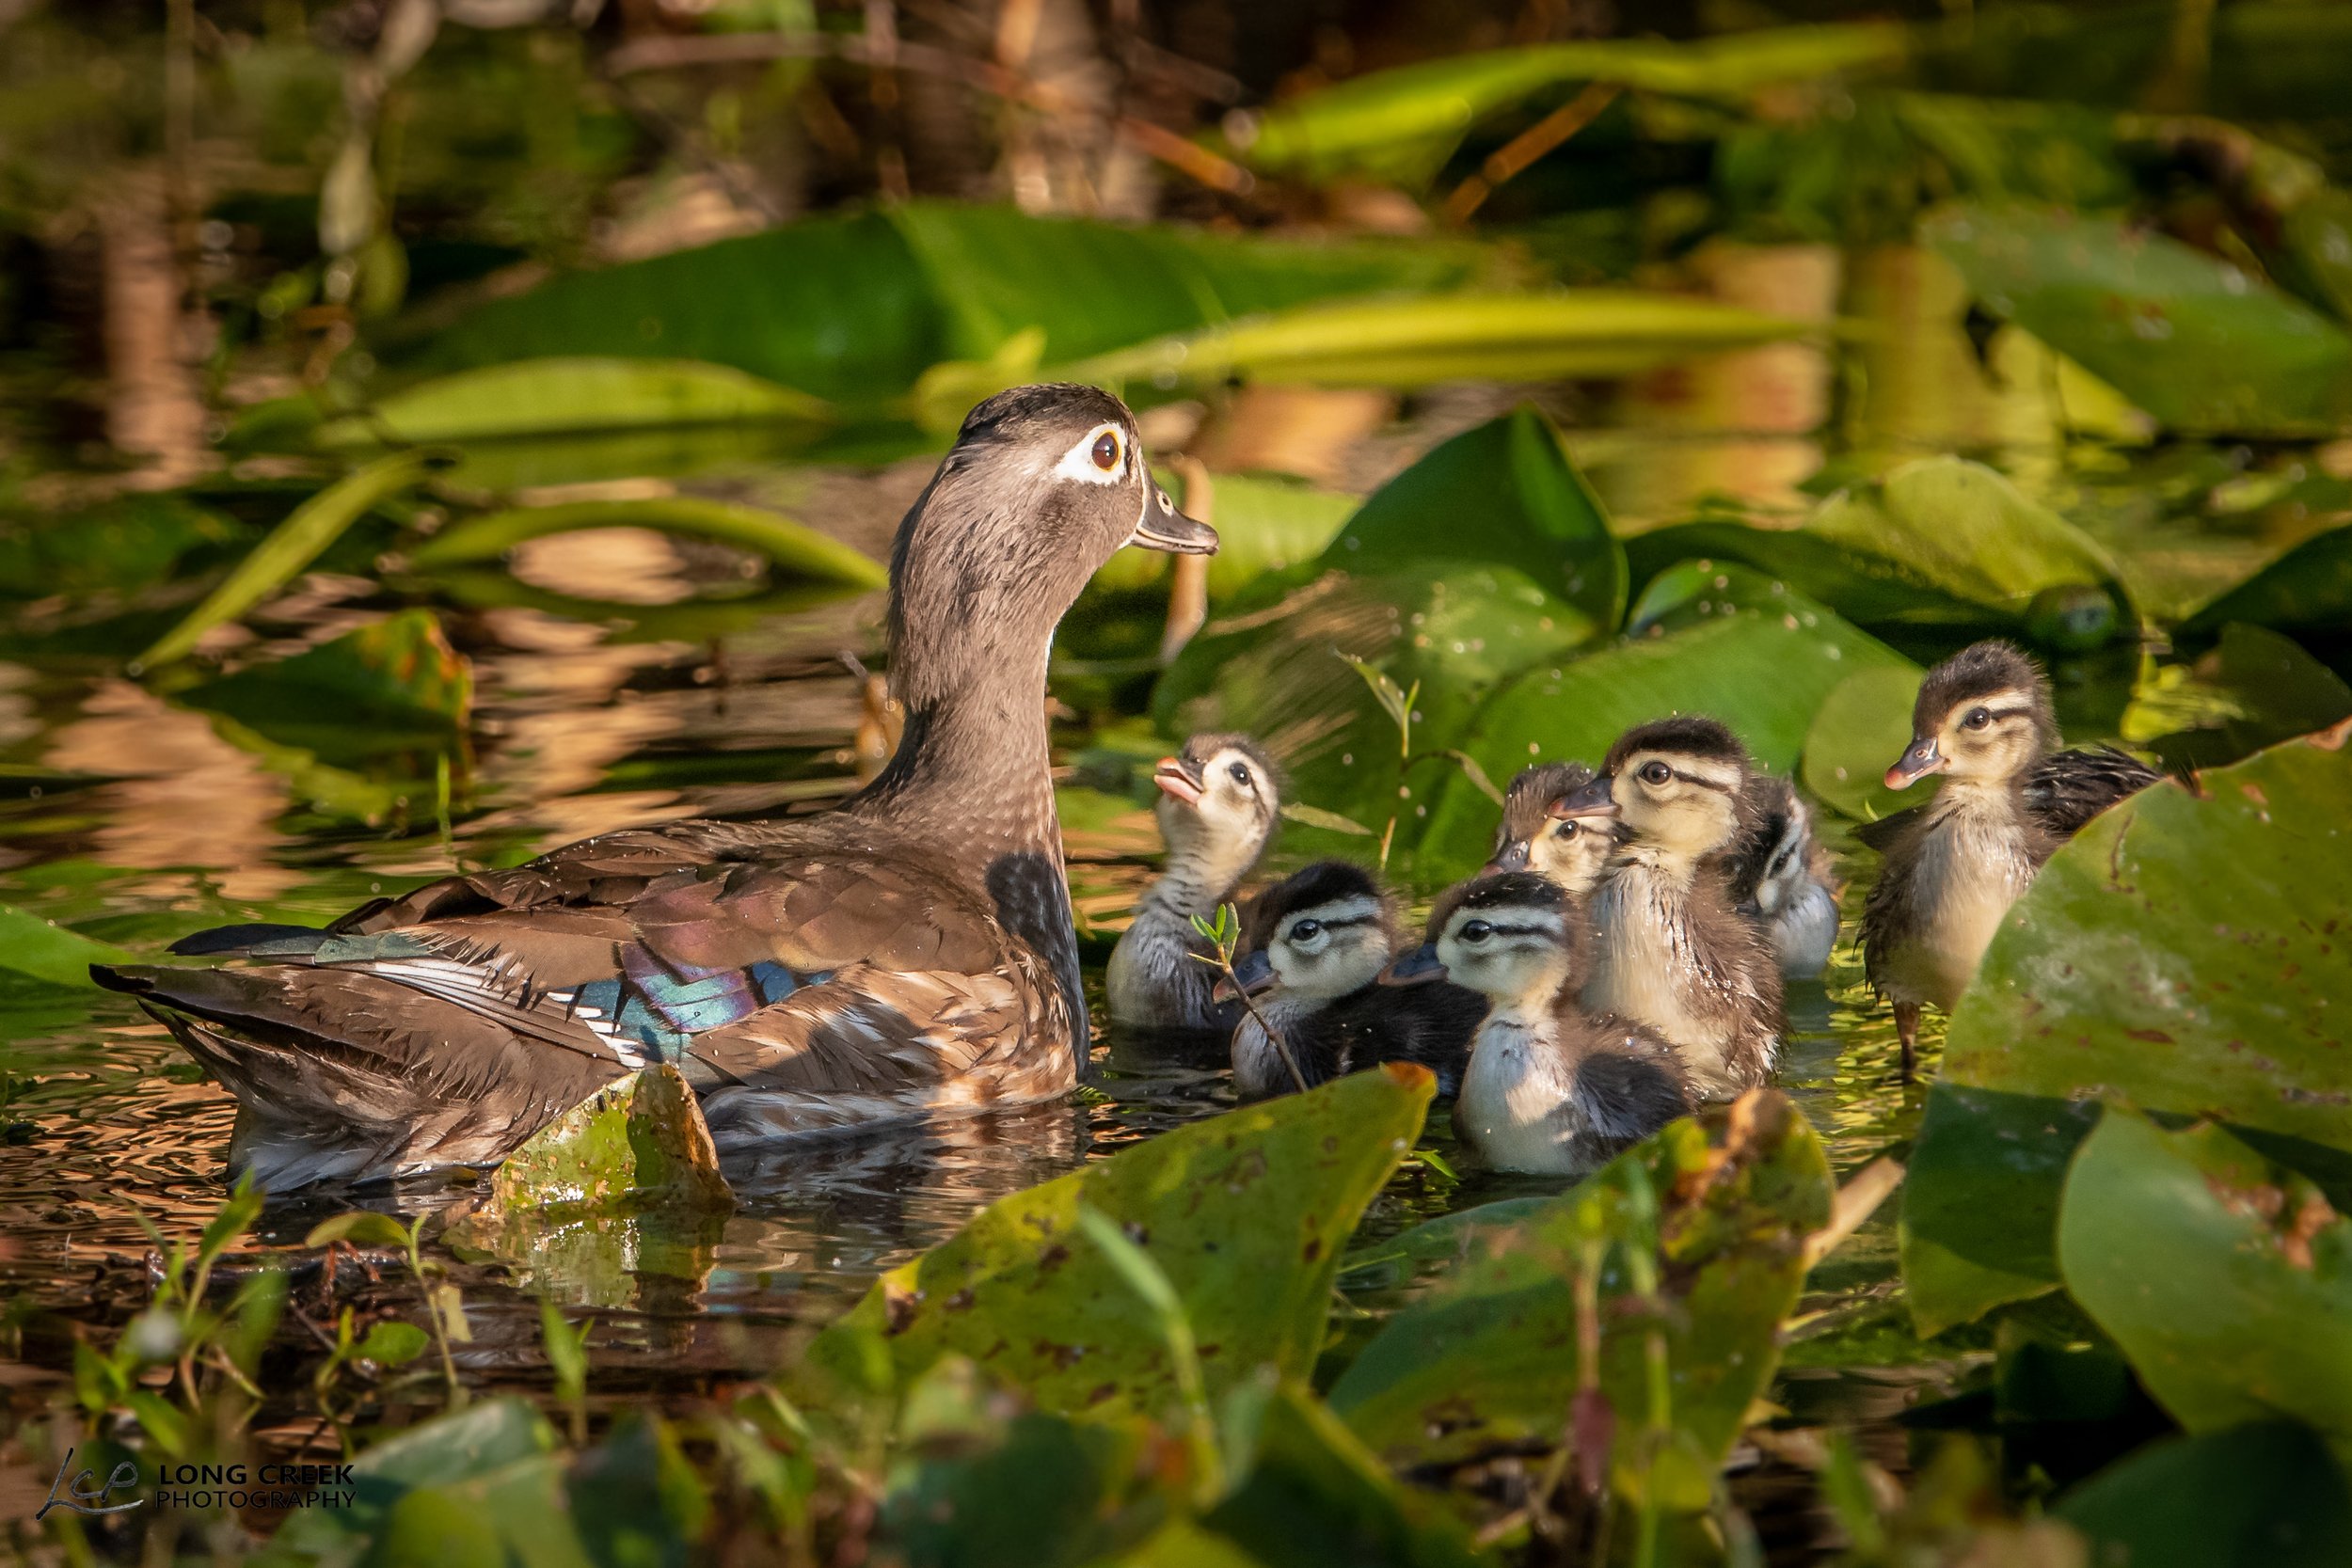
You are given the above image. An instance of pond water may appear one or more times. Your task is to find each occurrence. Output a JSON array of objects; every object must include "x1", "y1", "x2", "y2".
[{"x1": 0, "y1": 248, "x2": 2338, "y2": 1535}]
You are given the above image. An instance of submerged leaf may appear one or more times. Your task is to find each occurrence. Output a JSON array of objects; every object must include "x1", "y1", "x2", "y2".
[
  {"x1": 180, "y1": 610, "x2": 473, "y2": 762},
  {"x1": 2181, "y1": 522, "x2": 2352, "y2": 641},
  {"x1": 2057, "y1": 1420, "x2": 2352, "y2": 1568}
]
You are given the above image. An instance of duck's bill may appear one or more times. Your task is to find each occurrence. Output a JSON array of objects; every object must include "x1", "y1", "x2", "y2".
[
  {"x1": 1884, "y1": 736, "x2": 1943, "y2": 789},
  {"x1": 1549, "y1": 775, "x2": 1619, "y2": 820},
  {"x1": 1378, "y1": 944, "x2": 1447, "y2": 986},
  {"x1": 1479, "y1": 839, "x2": 1531, "y2": 878},
  {"x1": 1211, "y1": 948, "x2": 1275, "y2": 1003},
  {"x1": 1131, "y1": 485, "x2": 1218, "y2": 555},
  {"x1": 1152, "y1": 756, "x2": 1203, "y2": 806}
]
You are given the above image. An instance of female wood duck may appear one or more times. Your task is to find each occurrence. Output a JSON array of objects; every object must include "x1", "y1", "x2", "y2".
[
  {"x1": 1552, "y1": 717, "x2": 1783, "y2": 1101},
  {"x1": 1219, "y1": 861, "x2": 1483, "y2": 1100},
  {"x1": 92, "y1": 384, "x2": 1218, "y2": 1190},
  {"x1": 1382, "y1": 873, "x2": 1689, "y2": 1176},
  {"x1": 1105, "y1": 733, "x2": 1279, "y2": 1032},
  {"x1": 1483, "y1": 761, "x2": 1613, "y2": 896},
  {"x1": 1860, "y1": 640, "x2": 2158, "y2": 1076}
]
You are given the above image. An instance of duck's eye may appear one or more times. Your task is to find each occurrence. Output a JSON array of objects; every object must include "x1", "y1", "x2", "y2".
[
  {"x1": 1460, "y1": 920, "x2": 1492, "y2": 944},
  {"x1": 1639, "y1": 761, "x2": 1672, "y2": 785},
  {"x1": 1091, "y1": 432, "x2": 1120, "y2": 471},
  {"x1": 1288, "y1": 918, "x2": 1321, "y2": 942},
  {"x1": 1963, "y1": 707, "x2": 1993, "y2": 731},
  {"x1": 1228, "y1": 760, "x2": 1251, "y2": 785},
  {"x1": 1551, "y1": 819, "x2": 1578, "y2": 839}
]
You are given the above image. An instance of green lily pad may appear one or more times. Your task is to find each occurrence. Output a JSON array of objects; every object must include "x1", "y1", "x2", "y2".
[
  {"x1": 262, "y1": 1398, "x2": 558, "y2": 1561},
  {"x1": 1803, "y1": 663, "x2": 1931, "y2": 823},
  {"x1": 1924, "y1": 204, "x2": 2352, "y2": 436},
  {"x1": 2181, "y1": 523, "x2": 2352, "y2": 641},
  {"x1": 1089, "y1": 471, "x2": 1360, "y2": 599},
  {"x1": 793, "y1": 1065, "x2": 1433, "y2": 1427},
  {"x1": 2058, "y1": 1114, "x2": 2352, "y2": 1454},
  {"x1": 1327, "y1": 1093, "x2": 1830, "y2": 1511},
  {"x1": 1901, "y1": 725, "x2": 2352, "y2": 1334},
  {"x1": 2124, "y1": 624, "x2": 2352, "y2": 771},
  {"x1": 1333, "y1": 407, "x2": 1626, "y2": 632},
  {"x1": 2056, "y1": 1420, "x2": 2352, "y2": 1568},
  {"x1": 180, "y1": 609, "x2": 473, "y2": 763},
  {"x1": 1628, "y1": 458, "x2": 2126, "y2": 641},
  {"x1": 1409, "y1": 595, "x2": 1912, "y2": 882}
]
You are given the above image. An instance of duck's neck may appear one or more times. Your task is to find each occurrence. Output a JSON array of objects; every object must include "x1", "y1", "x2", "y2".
[
  {"x1": 1144, "y1": 829, "x2": 1258, "y2": 920},
  {"x1": 851, "y1": 618, "x2": 1083, "y2": 1049}
]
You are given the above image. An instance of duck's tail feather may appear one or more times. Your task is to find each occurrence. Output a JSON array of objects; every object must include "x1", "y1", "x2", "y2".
[
  {"x1": 166, "y1": 923, "x2": 333, "y2": 958},
  {"x1": 92, "y1": 961, "x2": 623, "y2": 1186}
]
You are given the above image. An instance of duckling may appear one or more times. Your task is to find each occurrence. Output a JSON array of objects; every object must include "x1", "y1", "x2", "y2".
[
  {"x1": 1220, "y1": 861, "x2": 1484, "y2": 1100},
  {"x1": 1483, "y1": 761, "x2": 1614, "y2": 895},
  {"x1": 93, "y1": 384, "x2": 1219, "y2": 1189},
  {"x1": 1860, "y1": 640, "x2": 2159, "y2": 1076},
  {"x1": 1382, "y1": 873, "x2": 1689, "y2": 1176},
  {"x1": 1553, "y1": 717, "x2": 1783, "y2": 1101},
  {"x1": 1723, "y1": 776, "x2": 1841, "y2": 980},
  {"x1": 1106, "y1": 734, "x2": 1279, "y2": 1031}
]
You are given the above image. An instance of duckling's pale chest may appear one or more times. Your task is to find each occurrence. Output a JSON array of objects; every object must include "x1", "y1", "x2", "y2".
[
  {"x1": 1583, "y1": 867, "x2": 1741, "y2": 1091},
  {"x1": 1455, "y1": 1012, "x2": 1586, "y2": 1175},
  {"x1": 1883, "y1": 800, "x2": 2039, "y2": 1010}
]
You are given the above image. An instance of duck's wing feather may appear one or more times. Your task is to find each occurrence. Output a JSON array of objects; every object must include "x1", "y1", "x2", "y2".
[
  {"x1": 1851, "y1": 804, "x2": 1928, "y2": 857},
  {"x1": 2023, "y1": 748, "x2": 2160, "y2": 842}
]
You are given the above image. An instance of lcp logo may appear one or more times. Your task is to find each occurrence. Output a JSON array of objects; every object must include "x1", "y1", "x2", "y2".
[{"x1": 35, "y1": 1448, "x2": 142, "y2": 1520}]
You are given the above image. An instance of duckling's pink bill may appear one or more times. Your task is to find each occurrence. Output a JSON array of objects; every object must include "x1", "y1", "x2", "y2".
[
  {"x1": 1130, "y1": 487, "x2": 1217, "y2": 554},
  {"x1": 1884, "y1": 736, "x2": 1943, "y2": 789},
  {"x1": 1378, "y1": 945, "x2": 1446, "y2": 986},
  {"x1": 1152, "y1": 757, "x2": 1203, "y2": 806}
]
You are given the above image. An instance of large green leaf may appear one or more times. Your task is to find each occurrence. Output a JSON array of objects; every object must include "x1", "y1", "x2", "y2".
[
  {"x1": 1924, "y1": 205, "x2": 2352, "y2": 436},
  {"x1": 1329, "y1": 1093, "x2": 1830, "y2": 1511},
  {"x1": 2058, "y1": 1115, "x2": 2352, "y2": 1454},
  {"x1": 1221, "y1": 24, "x2": 1904, "y2": 186},
  {"x1": 318, "y1": 357, "x2": 830, "y2": 446},
  {"x1": 793, "y1": 1065, "x2": 1433, "y2": 1425},
  {"x1": 2056, "y1": 1420, "x2": 2352, "y2": 1568},
  {"x1": 2123, "y1": 624, "x2": 2352, "y2": 772},
  {"x1": 1409, "y1": 594, "x2": 1912, "y2": 881},
  {"x1": 2181, "y1": 523, "x2": 2352, "y2": 641},
  {"x1": 262, "y1": 1398, "x2": 558, "y2": 1561},
  {"x1": 1329, "y1": 407, "x2": 1625, "y2": 630},
  {"x1": 1901, "y1": 725, "x2": 2352, "y2": 1334},
  {"x1": 1625, "y1": 457, "x2": 2126, "y2": 639},
  {"x1": 407, "y1": 496, "x2": 888, "y2": 587},
  {"x1": 408, "y1": 206, "x2": 1475, "y2": 407},
  {"x1": 1802, "y1": 663, "x2": 1930, "y2": 823},
  {"x1": 1089, "y1": 471, "x2": 1359, "y2": 599}
]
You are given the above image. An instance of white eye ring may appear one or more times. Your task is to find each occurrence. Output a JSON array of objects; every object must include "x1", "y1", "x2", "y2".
[{"x1": 1054, "y1": 423, "x2": 1127, "y2": 484}]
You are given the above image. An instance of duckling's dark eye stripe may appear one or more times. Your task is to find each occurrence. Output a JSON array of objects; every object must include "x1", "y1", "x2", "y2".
[{"x1": 1975, "y1": 706, "x2": 2033, "y2": 722}]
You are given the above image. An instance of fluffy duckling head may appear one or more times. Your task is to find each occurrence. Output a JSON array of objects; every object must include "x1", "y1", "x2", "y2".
[
  {"x1": 1389, "y1": 872, "x2": 1587, "y2": 1009},
  {"x1": 1223, "y1": 861, "x2": 1395, "y2": 1005},
  {"x1": 1886, "y1": 640, "x2": 2058, "y2": 791},
  {"x1": 1485, "y1": 760, "x2": 1612, "y2": 895},
  {"x1": 888, "y1": 384, "x2": 1215, "y2": 707},
  {"x1": 1553, "y1": 716, "x2": 1756, "y2": 865},
  {"x1": 1153, "y1": 734, "x2": 1279, "y2": 885}
]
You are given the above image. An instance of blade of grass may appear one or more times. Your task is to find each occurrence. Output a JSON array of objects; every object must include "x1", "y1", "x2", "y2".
[{"x1": 136, "y1": 451, "x2": 441, "y2": 671}]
